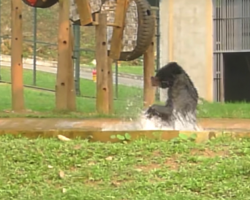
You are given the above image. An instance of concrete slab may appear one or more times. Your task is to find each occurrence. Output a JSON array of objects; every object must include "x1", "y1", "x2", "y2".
[
  {"x1": 0, "y1": 118, "x2": 250, "y2": 131},
  {"x1": 1, "y1": 118, "x2": 250, "y2": 143}
]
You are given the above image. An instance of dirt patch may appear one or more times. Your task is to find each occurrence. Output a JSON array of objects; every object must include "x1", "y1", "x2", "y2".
[
  {"x1": 190, "y1": 148, "x2": 229, "y2": 158},
  {"x1": 165, "y1": 157, "x2": 179, "y2": 170},
  {"x1": 152, "y1": 150, "x2": 162, "y2": 157},
  {"x1": 135, "y1": 163, "x2": 161, "y2": 172}
]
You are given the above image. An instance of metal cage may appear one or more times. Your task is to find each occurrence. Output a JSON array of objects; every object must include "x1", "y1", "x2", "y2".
[{"x1": 213, "y1": 0, "x2": 250, "y2": 101}]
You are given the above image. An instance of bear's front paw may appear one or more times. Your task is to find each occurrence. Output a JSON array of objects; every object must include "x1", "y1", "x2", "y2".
[{"x1": 145, "y1": 105, "x2": 160, "y2": 118}]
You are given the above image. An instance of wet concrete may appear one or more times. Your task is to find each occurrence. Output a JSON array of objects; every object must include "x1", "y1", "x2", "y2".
[{"x1": 0, "y1": 118, "x2": 250, "y2": 131}]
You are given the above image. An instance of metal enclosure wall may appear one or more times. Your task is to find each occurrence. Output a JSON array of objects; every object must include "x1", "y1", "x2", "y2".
[{"x1": 213, "y1": 0, "x2": 250, "y2": 101}]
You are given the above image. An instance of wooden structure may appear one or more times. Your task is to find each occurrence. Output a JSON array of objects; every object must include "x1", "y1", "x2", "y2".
[
  {"x1": 95, "y1": 0, "x2": 129, "y2": 114},
  {"x1": 11, "y1": 0, "x2": 25, "y2": 112},
  {"x1": 109, "y1": 0, "x2": 129, "y2": 60},
  {"x1": 94, "y1": 0, "x2": 155, "y2": 113},
  {"x1": 143, "y1": 40, "x2": 155, "y2": 107},
  {"x1": 55, "y1": 0, "x2": 76, "y2": 111},
  {"x1": 74, "y1": 0, "x2": 92, "y2": 25},
  {"x1": 13, "y1": 0, "x2": 156, "y2": 114},
  {"x1": 95, "y1": 13, "x2": 110, "y2": 114},
  {"x1": 143, "y1": 10, "x2": 156, "y2": 107}
]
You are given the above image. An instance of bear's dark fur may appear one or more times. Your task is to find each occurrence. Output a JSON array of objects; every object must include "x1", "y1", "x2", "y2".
[{"x1": 145, "y1": 62, "x2": 199, "y2": 126}]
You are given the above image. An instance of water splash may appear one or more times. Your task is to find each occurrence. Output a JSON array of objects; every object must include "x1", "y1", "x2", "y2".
[{"x1": 102, "y1": 110, "x2": 202, "y2": 131}]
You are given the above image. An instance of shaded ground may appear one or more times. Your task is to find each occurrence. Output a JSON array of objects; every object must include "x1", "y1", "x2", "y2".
[{"x1": 1, "y1": 118, "x2": 250, "y2": 131}]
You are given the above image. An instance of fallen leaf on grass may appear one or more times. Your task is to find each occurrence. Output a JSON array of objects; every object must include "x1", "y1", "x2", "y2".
[
  {"x1": 73, "y1": 144, "x2": 82, "y2": 150},
  {"x1": 111, "y1": 181, "x2": 121, "y2": 187},
  {"x1": 59, "y1": 170, "x2": 65, "y2": 179},
  {"x1": 58, "y1": 135, "x2": 71, "y2": 141},
  {"x1": 88, "y1": 162, "x2": 96, "y2": 166},
  {"x1": 105, "y1": 156, "x2": 113, "y2": 161}
]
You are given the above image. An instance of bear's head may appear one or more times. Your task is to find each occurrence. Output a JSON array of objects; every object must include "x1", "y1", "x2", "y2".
[{"x1": 151, "y1": 62, "x2": 183, "y2": 89}]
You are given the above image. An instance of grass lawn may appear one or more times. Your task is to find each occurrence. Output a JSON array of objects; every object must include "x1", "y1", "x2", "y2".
[
  {"x1": 0, "y1": 67, "x2": 143, "y2": 99},
  {"x1": 1, "y1": 135, "x2": 250, "y2": 199},
  {"x1": 0, "y1": 67, "x2": 144, "y2": 118},
  {"x1": 85, "y1": 64, "x2": 144, "y2": 76},
  {"x1": 0, "y1": 84, "x2": 143, "y2": 118},
  {"x1": 1, "y1": 83, "x2": 250, "y2": 118},
  {"x1": 1, "y1": 67, "x2": 250, "y2": 118}
]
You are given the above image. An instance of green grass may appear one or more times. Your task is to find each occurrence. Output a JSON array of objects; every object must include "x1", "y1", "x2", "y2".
[
  {"x1": 197, "y1": 100, "x2": 250, "y2": 118},
  {"x1": 1, "y1": 83, "x2": 250, "y2": 118},
  {"x1": 1, "y1": 67, "x2": 250, "y2": 118},
  {"x1": 0, "y1": 84, "x2": 143, "y2": 118},
  {"x1": 85, "y1": 65, "x2": 144, "y2": 76},
  {"x1": 1, "y1": 135, "x2": 250, "y2": 199},
  {"x1": 0, "y1": 67, "x2": 144, "y2": 118},
  {"x1": 0, "y1": 67, "x2": 143, "y2": 100}
]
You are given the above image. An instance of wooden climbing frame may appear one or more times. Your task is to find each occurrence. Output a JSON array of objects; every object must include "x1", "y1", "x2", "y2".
[
  {"x1": 74, "y1": 0, "x2": 93, "y2": 25},
  {"x1": 56, "y1": 0, "x2": 76, "y2": 111},
  {"x1": 109, "y1": 0, "x2": 129, "y2": 60},
  {"x1": 143, "y1": 8, "x2": 157, "y2": 107},
  {"x1": 10, "y1": 0, "x2": 156, "y2": 114},
  {"x1": 11, "y1": 0, "x2": 25, "y2": 111},
  {"x1": 93, "y1": 0, "x2": 129, "y2": 114}
]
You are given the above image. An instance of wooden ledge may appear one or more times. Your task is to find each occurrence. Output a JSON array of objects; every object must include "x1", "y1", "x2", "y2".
[{"x1": 1, "y1": 130, "x2": 250, "y2": 143}]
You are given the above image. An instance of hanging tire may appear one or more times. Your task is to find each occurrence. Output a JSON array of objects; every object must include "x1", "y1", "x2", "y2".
[
  {"x1": 116, "y1": 0, "x2": 155, "y2": 61},
  {"x1": 22, "y1": 0, "x2": 58, "y2": 8}
]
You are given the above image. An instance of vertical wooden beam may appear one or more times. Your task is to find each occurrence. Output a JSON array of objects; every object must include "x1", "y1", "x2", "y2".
[
  {"x1": 109, "y1": 0, "x2": 129, "y2": 60},
  {"x1": 143, "y1": 10, "x2": 156, "y2": 108},
  {"x1": 56, "y1": 0, "x2": 71, "y2": 111},
  {"x1": 107, "y1": 57, "x2": 113, "y2": 113},
  {"x1": 11, "y1": 0, "x2": 25, "y2": 112},
  {"x1": 67, "y1": 24, "x2": 76, "y2": 111},
  {"x1": 96, "y1": 13, "x2": 110, "y2": 114}
]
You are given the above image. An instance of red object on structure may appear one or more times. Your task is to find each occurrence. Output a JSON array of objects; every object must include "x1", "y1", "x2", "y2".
[
  {"x1": 26, "y1": 0, "x2": 37, "y2": 6},
  {"x1": 22, "y1": 0, "x2": 58, "y2": 8},
  {"x1": 92, "y1": 69, "x2": 97, "y2": 82}
]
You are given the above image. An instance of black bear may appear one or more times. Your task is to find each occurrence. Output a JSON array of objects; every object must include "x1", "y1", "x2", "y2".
[{"x1": 145, "y1": 62, "x2": 199, "y2": 127}]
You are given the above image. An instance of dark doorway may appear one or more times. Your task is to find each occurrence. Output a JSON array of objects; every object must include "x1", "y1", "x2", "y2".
[{"x1": 224, "y1": 52, "x2": 250, "y2": 102}]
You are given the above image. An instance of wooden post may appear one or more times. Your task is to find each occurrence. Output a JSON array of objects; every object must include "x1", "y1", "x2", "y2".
[
  {"x1": 107, "y1": 57, "x2": 113, "y2": 113},
  {"x1": 95, "y1": 13, "x2": 110, "y2": 114},
  {"x1": 67, "y1": 25, "x2": 76, "y2": 111},
  {"x1": 143, "y1": 11, "x2": 156, "y2": 108},
  {"x1": 109, "y1": 0, "x2": 129, "y2": 60},
  {"x1": 56, "y1": 0, "x2": 74, "y2": 111},
  {"x1": 11, "y1": 0, "x2": 25, "y2": 112}
]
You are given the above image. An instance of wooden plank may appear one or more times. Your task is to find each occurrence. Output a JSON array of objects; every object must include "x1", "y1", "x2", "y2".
[
  {"x1": 107, "y1": 57, "x2": 113, "y2": 113},
  {"x1": 0, "y1": 129, "x2": 214, "y2": 143},
  {"x1": 109, "y1": 0, "x2": 129, "y2": 60},
  {"x1": 11, "y1": 0, "x2": 25, "y2": 111},
  {"x1": 74, "y1": 0, "x2": 93, "y2": 26},
  {"x1": 143, "y1": 40, "x2": 155, "y2": 107},
  {"x1": 55, "y1": 0, "x2": 71, "y2": 110},
  {"x1": 67, "y1": 24, "x2": 76, "y2": 111},
  {"x1": 143, "y1": 12, "x2": 156, "y2": 108},
  {"x1": 96, "y1": 13, "x2": 110, "y2": 114}
]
